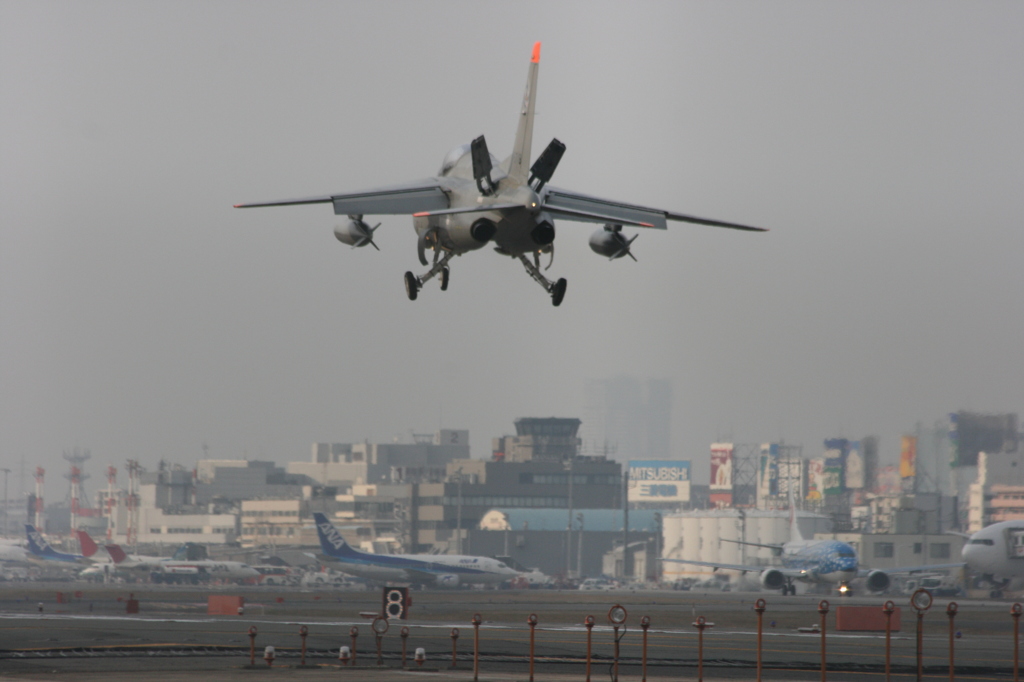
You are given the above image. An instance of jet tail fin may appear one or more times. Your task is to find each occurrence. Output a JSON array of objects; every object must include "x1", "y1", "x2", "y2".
[
  {"x1": 312, "y1": 512, "x2": 362, "y2": 559},
  {"x1": 105, "y1": 544, "x2": 128, "y2": 564},
  {"x1": 76, "y1": 529, "x2": 99, "y2": 558},
  {"x1": 506, "y1": 42, "x2": 541, "y2": 186},
  {"x1": 25, "y1": 524, "x2": 55, "y2": 557}
]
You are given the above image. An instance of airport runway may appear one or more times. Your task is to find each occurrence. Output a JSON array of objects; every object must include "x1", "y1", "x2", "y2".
[{"x1": 1, "y1": 584, "x2": 1021, "y2": 680}]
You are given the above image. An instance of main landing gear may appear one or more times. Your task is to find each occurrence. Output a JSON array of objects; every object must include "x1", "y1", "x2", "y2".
[
  {"x1": 404, "y1": 252, "x2": 455, "y2": 301},
  {"x1": 518, "y1": 253, "x2": 567, "y2": 306}
]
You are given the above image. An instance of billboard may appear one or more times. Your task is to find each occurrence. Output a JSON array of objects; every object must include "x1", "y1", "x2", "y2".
[
  {"x1": 900, "y1": 436, "x2": 917, "y2": 478},
  {"x1": 778, "y1": 455, "x2": 803, "y2": 498},
  {"x1": 710, "y1": 443, "x2": 734, "y2": 507},
  {"x1": 758, "y1": 443, "x2": 779, "y2": 499},
  {"x1": 949, "y1": 412, "x2": 1019, "y2": 467},
  {"x1": 710, "y1": 443, "x2": 734, "y2": 490},
  {"x1": 823, "y1": 438, "x2": 848, "y2": 496},
  {"x1": 806, "y1": 458, "x2": 824, "y2": 500},
  {"x1": 628, "y1": 460, "x2": 691, "y2": 503},
  {"x1": 845, "y1": 441, "x2": 865, "y2": 489}
]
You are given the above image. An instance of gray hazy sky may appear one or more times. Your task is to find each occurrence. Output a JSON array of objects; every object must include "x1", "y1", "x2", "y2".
[{"x1": 2, "y1": 1, "x2": 1022, "y2": 502}]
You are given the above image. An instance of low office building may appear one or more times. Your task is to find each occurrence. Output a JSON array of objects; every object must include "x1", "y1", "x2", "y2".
[
  {"x1": 821, "y1": 532, "x2": 966, "y2": 575},
  {"x1": 287, "y1": 431, "x2": 469, "y2": 488},
  {"x1": 412, "y1": 456, "x2": 622, "y2": 552},
  {"x1": 471, "y1": 508, "x2": 659, "y2": 579}
]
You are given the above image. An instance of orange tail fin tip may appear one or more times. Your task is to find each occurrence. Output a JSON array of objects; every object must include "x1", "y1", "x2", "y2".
[{"x1": 531, "y1": 42, "x2": 541, "y2": 63}]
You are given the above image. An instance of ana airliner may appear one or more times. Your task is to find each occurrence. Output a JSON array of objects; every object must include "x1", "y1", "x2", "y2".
[{"x1": 313, "y1": 512, "x2": 517, "y2": 587}]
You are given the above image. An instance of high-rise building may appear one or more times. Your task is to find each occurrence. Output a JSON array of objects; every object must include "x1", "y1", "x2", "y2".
[{"x1": 581, "y1": 377, "x2": 671, "y2": 461}]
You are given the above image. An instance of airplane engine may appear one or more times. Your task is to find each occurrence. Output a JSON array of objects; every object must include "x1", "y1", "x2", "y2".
[
  {"x1": 334, "y1": 219, "x2": 376, "y2": 247},
  {"x1": 434, "y1": 573, "x2": 460, "y2": 587},
  {"x1": 531, "y1": 220, "x2": 555, "y2": 246},
  {"x1": 470, "y1": 218, "x2": 497, "y2": 243},
  {"x1": 865, "y1": 570, "x2": 891, "y2": 593},
  {"x1": 760, "y1": 568, "x2": 786, "y2": 591},
  {"x1": 589, "y1": 224, "x2": 637, "y2": 260}
]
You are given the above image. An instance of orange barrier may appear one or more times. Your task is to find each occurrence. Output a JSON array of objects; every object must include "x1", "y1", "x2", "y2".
[
  {"x1": 207, "y1": 595, "x2": 245, "y2": 615},
  {"x1": 836, "y1": 605, "x2": 901, "y2": 631}
]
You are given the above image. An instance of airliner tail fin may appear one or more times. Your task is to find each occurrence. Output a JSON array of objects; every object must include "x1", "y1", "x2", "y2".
[
  {"x1": 313, "y1": 513, "x2": 362, "y2": 559},
  {"x1": 76, "y1": 529, "x2": 99, "y2": 557}
]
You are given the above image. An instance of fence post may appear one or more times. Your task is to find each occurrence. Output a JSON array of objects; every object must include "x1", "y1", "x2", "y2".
[
  {"x1": 472, "y1": 613, "x2": 482, "y2": 682},
  {"x1": 609, "y1": 605, "x2": 628, "y2": 682},
  {"x1": 248, "y1": 625, "x2": 258, "y2": 666},
  {"x1": 883, "y1": 600, "x2": 896, "y2": 682},
  {"x1": 1011, "y1": 603, "x2": 1022, "y2": 682},
  {"x1": 372, "y1": 617, "x2": 389, "y2": 667},
  {"x1": 349, "y1": 625, "x2": 359, "y2": 667},
  {"x1": 911, "y1": 589, "x2": 934, "y2": 682},
  {"x1": 946, "y1": 601, "x2": 958, "y2": 682},
  {"x1": 400, "y1": 626, "x2": 410, "y2": 668},
  {"x1": 299, "y1": 625, "x2": 308, "y2": 667},
  {"x1": 584, "y1": 615, "x2": 595, "y2": 682},
  {"x1": 527, "y1": 613, "x2": 538, "y2": 682},
  {"x1": 818, "y1": 600, "x2": 830, "y2": 682},
  {"x1": 640, "y1": 616, "x2": 651, "y2": 682},
  {"x1": 450, "y1": 627, "x2": 460, "y2": 668},
  {"x1": 754, "y1": 598, "x2": 767, "y2": 682},
  {"x1": 692, "y1": 615, "x2": 711, "y2": 682}
]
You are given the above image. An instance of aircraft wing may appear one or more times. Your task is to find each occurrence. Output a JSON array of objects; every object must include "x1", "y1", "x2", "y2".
[
  {"x1": 541, "y1": 186, "x2": 768, "y2": 232},
  {"x1": 662, "y1": 557, "x2": 763, "y2": 574},
  {"x1": 663, "y1": 557, "x2": 813, "y2": 579},
  {"x1": 235, "y1": 179, "x2": 449, "y2": 216}
]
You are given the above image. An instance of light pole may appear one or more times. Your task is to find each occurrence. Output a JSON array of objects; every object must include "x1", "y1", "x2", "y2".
[
  {"x1": 0, "y1": 468, "x2": 9, "y2": 538},
  {"x1": 565, "y1": 458, "x2": 574, "y2": 578},
  {"x1": 455, "y1": 468, "x2": 463, "y2": 555},
  {"x1": 576, "y1": 513, "x2": 584, "y2": 577}
]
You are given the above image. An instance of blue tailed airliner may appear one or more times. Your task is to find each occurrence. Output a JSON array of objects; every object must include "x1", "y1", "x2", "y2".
[{"x1": 313, "y1": 512, "x2": 517, "y2": 587}]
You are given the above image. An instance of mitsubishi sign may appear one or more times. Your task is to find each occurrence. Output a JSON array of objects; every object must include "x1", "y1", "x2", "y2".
[{"x1": 628, "y1": 460, "x2": 691, "y2": 503}]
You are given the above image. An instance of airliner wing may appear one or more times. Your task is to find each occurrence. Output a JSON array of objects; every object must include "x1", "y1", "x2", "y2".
[
  {"x1": 234, "y1": 179, "x2": 449, "y2": 216},
  {"x1": 662, "y1": 557, "x2": 763, "y2": 574},
  {"x1": 541, "y1": 187, "x2": 768, "y2": 232},
  {"x1": 664, "y1": 557, "x2": 813, "y2": 579}
]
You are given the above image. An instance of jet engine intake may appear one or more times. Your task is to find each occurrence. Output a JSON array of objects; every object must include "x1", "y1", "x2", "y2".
[
  {"x1": 531, "y1": 220, "x2": 555, "y2": 246},
  {"x1": 865, "y1": 569, "x2": 891, "y2": 593},
  {"x1": 760, "y1": 568, "x2": 786, "y2": 591},
  {"x1": 334, "y1": 218, "x2": 378, "y2": 248},
  {"x1": 589, "y1": 224, "x2": 637, "y2": 260},
  {"x1": 470, "y1": 218, "x2": 497, "y2": 243},
  {"x1": 435, "y1": 573, "x2": 460, "y2": 587}
]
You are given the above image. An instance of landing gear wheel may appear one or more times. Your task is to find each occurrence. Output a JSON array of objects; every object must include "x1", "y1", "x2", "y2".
[
  {"x1": 404, "y1": 271, "x2": 419, "y2": 301},
  {"x1": 440, "y1": 266, "x2": 450, "y2": 291},
  {"x1": 551, "y1": 278, "x2": 567, "y2": 307}
]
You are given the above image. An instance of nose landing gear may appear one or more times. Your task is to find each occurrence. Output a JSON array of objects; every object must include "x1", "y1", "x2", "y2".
[{"x1": 404, "y1": 253, "x2": 455, "y2": 301}]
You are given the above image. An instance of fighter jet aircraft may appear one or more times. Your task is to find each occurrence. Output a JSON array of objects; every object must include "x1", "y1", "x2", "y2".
[{"x1": 235, "y1": 42, "x2": 766, "y2": 306}]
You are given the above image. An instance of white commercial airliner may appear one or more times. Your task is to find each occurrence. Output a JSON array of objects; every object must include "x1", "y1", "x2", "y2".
[
  {"x1": 75, "y1": 530, "x2": 259, "y2": 583},
  {"x1": 313, "y1": 512, "x2": 518, "y2": 587},
  {"x1": 961, "y1": 520, "x2": 1024, "y2": 594},
  {"x1": 663, "y1": 493, "x2": 962, "y2": 595}
]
